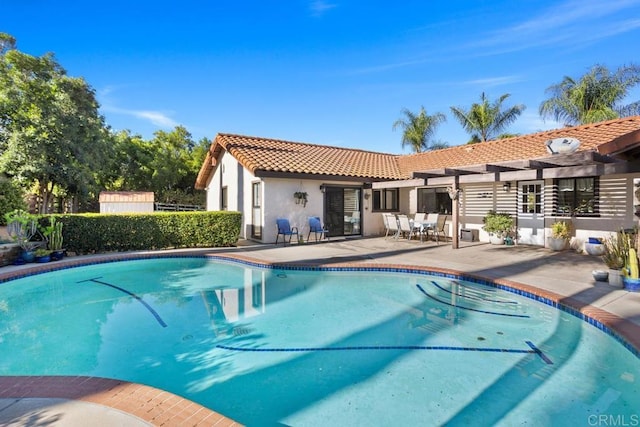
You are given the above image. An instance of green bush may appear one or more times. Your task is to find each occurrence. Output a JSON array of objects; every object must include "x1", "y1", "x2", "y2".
[
  {"x1": 39, "y1": 211, "x2": 241, "y2": 254},
  {"x1": 0, "y1": 178, "x2": 26, "y2": 226},
  {"x1": 482, "y1": 210, "x2": 514, "y2": 237}
]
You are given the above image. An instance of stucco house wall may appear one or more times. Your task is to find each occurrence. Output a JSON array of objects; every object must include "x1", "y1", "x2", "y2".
[
  {"x1": 203, "y1": 157, "x2": 381, "y2": 243},
  {"x1": 196, "y1": 118, "x2": 640, "y2": 248}
]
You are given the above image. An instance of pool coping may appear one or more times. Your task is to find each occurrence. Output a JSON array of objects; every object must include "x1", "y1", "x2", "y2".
[{"x1": 1, "y1": 250, "x2": 639, "y2": 426}]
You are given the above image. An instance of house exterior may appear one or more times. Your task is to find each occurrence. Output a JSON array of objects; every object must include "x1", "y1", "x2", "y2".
[{"x1": 195, "y1": 116, "x2": 640, "y2": 249}]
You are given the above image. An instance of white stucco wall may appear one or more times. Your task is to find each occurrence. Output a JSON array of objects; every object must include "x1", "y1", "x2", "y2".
[
  {"x1": 262, "y1": 178, "x2": 376, "y2": 243},
  {"x1": 204, "y1": 153, "x2": 377, "y2": 242}
]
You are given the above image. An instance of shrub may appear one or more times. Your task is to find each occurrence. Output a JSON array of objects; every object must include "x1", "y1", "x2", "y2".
[
  {"x1": 482, "y1": 210, "x2": 514, "y2": 237},
  {"x1": 0, "y1": 178, "x2": 26, "y2": 226},
  {"x1": 551, "y1": 221, "x2": 572, "y2": 240},
  {"x1": 41, "y1": 211, "x2": 241, "y2": 254}
]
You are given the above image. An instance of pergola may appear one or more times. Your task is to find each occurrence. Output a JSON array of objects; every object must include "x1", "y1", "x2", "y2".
[{"x1": 406, "y1": 150, "x2": 639, "y2": 249}]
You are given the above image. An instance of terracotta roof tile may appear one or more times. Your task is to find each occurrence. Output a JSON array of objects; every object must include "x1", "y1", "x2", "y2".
[
  {"x1": 215, "y1": 133, "x2": 403, "y2": 179},
  {"x1": 195, "y1": 117, "x2": 640, "y2": 189},
  {"x1": 397, "y1": 116, "x2": 640, "y2": 176}
]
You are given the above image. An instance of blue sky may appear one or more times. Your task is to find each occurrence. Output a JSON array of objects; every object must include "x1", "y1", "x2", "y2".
[{"x1": 3, "y1": 0, "x2": 640, "y2": 153}]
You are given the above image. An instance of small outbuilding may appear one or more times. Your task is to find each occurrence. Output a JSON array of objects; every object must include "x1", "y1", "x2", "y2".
[{"x1": 99, "y1": 191, "x2": 155, "y2": 214}]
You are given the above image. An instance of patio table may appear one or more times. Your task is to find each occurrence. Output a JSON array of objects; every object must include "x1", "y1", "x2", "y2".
[{"x1": 409, "y1": 220, "x2": 436, "y2": 242}]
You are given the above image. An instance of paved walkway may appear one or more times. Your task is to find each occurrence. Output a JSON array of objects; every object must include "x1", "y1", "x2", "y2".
[{"x1": 1, "y1": 237, "x2": 639, "y2": 426}]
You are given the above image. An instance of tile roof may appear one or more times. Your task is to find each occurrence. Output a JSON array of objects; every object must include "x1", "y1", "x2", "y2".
[
  {"x1": 195, "y1": 116, "x2": 640, "y2": 189},
  {"x1": 195, "y1": 134, "x2": 404, "y2": 188},
  {"x1": 396, "y1": 116, "x2": 640, "y2": 176}
]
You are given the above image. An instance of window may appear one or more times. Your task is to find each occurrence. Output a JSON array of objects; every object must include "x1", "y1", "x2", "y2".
[
  {"x1": 251, "y1": 182, "x2": 262, "y2": 239},
  {"x1": 520, "y1": 183, "x2": 542, "y2": 214},
  {"x1": 556, "y1": 177, "x2": 598, "y2": 216},
  {"x1": 373, "y1": 188, "x2": 398, "y2": 211},
  {"x1": 221, "y1": 186, "x2": 228, "y2": 211},
  {"x1": 417, "y1": 187, "x2": 452, "y2": 214}
]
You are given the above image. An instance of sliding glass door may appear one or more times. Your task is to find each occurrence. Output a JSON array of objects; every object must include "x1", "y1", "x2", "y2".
[{"x1": 324, "y1": 187, "x2": 361, "y2": 237}]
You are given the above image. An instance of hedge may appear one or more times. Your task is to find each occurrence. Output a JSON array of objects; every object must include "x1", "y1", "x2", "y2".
[{"x1": 38, "y1": 211, "x2": 242, "y2": 254}]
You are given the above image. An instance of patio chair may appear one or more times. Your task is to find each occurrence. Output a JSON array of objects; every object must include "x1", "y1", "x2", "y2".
[
  {"x1": 396, "y1": 214, "x2": 414, "y2": 240},
  {"x1": 422, "y1": 213, "x2": 438, "y2": 241},
  {"x1": 411, "y1": 212, "x2": 426, "y2": 241},
  {"x1": 433, "y1": 215, "x2": 448, "y2": 245},
  {"x1": 276, "y1": 218, "x2": 299, "y2": 246},
  {"x1": 307, "y1": 216, "x2": 329, "y2": 242},
  {"x1": 382, "y1": 213, "x2": 391, "y2": 237},
  {"x1": 383, "y1": 213, "x2": 399, "y2": 238}
]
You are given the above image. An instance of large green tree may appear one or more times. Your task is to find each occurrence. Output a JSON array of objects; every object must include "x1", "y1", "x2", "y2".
[
  {"x1": 0, "y1": 35, "x2": 110, "y2": 213},
  {"x1": 450, "y1": 92, "x2": 525, "y2": 143},
  {"x1": 101, "y1": 128, "x2": 208, "y2": 206},
  {"x1": 102, "y1": 129, "x2": 155, "y2": 192},
  {"x1": 539, "y1": 64, "x2": 640, "y2": 126},
  {"x1": 148, "y1": 126, "x2": 205, "y2": 203},
  {"x1": 392, "y1": 106, "x2": 447, "y2": 153}
]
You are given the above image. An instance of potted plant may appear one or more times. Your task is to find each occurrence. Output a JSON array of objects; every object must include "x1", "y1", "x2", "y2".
[
  {"x1": 41, "y1": 216, "x2": 64, "y2": 260},
  {"x1": 482, "y1": 210, "x2": 514, "y2": 245},
  {"x1": 34, "y1": 248, "x2": 52, "y2": 263},
  {"x1": 4, "y1": 209, "x2": 39, "y2": 263},
  {"x1": 619, "y1": 229, "x2": 640, "y2": 292},
  {"x1": 548, "y1": 220, "x2": 571, "y2": 251},
  {"x1": 602, "y1": 230, "x2": 628, "y2": 288},
  {"x1": 294, "y1": 192, "x2": 308, "y2": 207},
  {"x1": 585, "y1": 236, "x2": 605, "y2": 256}
]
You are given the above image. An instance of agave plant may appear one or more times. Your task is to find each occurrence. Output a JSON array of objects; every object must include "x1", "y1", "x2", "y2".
[
  {"x1": 4, "y1": 209, "x2": 39, "y2": 252},
  {"x1": 602, "y1": 229, "x2": 632, "y2": 270}
]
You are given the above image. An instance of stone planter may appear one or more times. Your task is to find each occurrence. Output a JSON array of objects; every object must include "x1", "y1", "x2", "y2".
[
  {"x1": 585, "y1": 242, "x2": 605, "y2": 256},
  {"x1": 489, "y1": 235, "x2": 504, "y2": 245},
  {"x1": 608, "y1": 269, "x2": 624, "y2": 288},
  {"x1": 547, "y1": 237, "x2": 567, "y2": 251},
  {"x1": 592, "y1": 270, "x2": 608, "y2": 281},
  {"x1": 0, "y1": 244, "x2": 20, "y2": 267}
]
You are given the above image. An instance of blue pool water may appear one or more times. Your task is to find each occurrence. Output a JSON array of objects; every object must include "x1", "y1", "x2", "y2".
[{"x1": 0, "y1": 257, "x2": 638, "y2": 426}]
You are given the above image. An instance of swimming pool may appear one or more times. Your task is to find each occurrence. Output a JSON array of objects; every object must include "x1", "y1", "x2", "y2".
[{"x1": 0, "y1": 256, "x2": 638, "y2": 426}]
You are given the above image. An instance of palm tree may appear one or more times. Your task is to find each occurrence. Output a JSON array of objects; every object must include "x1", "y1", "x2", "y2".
[
  {"x1": 450, "y1": 92, "x2": 525, "y2": 142},
  {"x1": 392, "y1": 106, "x2": 447, "y2": 153},
  {"x1": 539, "y1": 64, "x2": 640, "y2": 126}
]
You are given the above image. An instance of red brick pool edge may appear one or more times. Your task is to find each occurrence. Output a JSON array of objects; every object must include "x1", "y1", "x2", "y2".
[{"x1": 0, "y1": 376, "x2": 239, "y2": 426}]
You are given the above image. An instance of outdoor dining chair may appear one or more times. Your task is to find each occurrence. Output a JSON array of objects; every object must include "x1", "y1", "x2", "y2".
[
  {"x1": 307, "y1": 216, "x2": 329, "y2": 242},
  {"x1": 422, "y1": 213, "x2": 438, "y2": 241},
  {"x1": 275, "y1": 218, "x2": 299, "y2": 246},
  {"x1": 433, "y1": 215, "x2": 448, "y2": 245},
  {"x1": 411, "y1": 212, "x2": 426, "y2": 241},
  {"x1": 384, "y1": 213, "x2": 399, "y2": 239},
  {"x1": 396, "y1": 214, "x2": 414, "y2": 240}
]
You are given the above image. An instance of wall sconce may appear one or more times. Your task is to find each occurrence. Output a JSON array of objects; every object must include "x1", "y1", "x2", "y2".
[
  {"x1": 503, "y1": 182, "x2": 511, "y2": 192},
  {"x1": 364, "y1": 192, "x2": 370, "y2": 200},
  {"x1": 319, "y1": 185, "x2": 326, "y2": 193}
]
